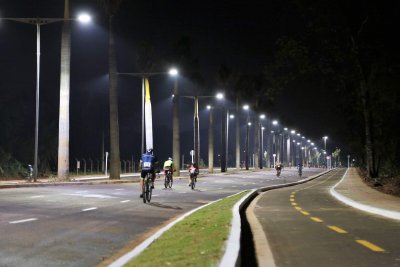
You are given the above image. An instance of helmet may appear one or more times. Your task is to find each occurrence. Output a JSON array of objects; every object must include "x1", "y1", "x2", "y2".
[
  {"x1": 168, "y1": 157, "x2": 172, "y2": 161},
  {"x1": 147, "y1": 148, "x2": 153, "y2": 154}
]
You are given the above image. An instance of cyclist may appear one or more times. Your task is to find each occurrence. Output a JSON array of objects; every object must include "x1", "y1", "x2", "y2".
[
  {"x1": 297, "y1": 163, "x2": 303, "y2": 176},
  {"x1": 140, "y1": 148, "x2": 158, "y2": 198},
  {"x1": 163, "y1": 157, "x2": 175, "y2": 175},
  {"x1": 188, "y1": 162, "x2": 199, "y2": 186},
  {"x1": 275, "y1": 162, "x2": 283, "y2": 176},
  {"x1": 27, "y1": 164, "x2": 33, "y2": 182}
]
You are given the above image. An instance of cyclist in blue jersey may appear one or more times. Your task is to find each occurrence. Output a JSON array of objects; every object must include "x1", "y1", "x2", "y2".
[{"x1": 139, "y1": 148, "x2": 158, "y2": 198}]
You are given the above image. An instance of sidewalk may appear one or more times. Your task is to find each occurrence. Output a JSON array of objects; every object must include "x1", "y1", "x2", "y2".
[{"x1": 330, "y1": 167, "x2": 400, "y2": 220}]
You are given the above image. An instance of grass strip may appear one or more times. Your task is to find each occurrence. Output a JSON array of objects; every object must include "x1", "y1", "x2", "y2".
[{"x1": 124, "y1": 191, "x2": 248, "y2": 267}]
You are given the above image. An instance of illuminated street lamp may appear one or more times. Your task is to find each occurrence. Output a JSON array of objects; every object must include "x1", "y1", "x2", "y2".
[
  {"x1": 1, "y1": 11, "x2": 91, "y2": 181},
  {"x1": 118, "y1": 68, "x2": 178, "y2": 155},
  {"x1": 181, "y1": 92, "x2": 223, "y2": 168},
  {"x1": 323, "y1": 136, "x2": 328, "y2": 151}
]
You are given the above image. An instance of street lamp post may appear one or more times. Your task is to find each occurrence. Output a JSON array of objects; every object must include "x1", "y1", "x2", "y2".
[
  {"x1": 118, "y1": 69, "x2": 178, "y2": 154},
  {"x1": 181, "y1": 93, "x2": 222, "y2": 168},
  {"x1": 243, "y1": 105, "x2": 250, "y2": 170},
  {"x1": 259, "y1": 114, "x2": 266, "y2": 169},
  {"x1": 207, "y1": 106, "x2": 214, "y2": 172},
  {"x1": 1, "y1": 13, "x2": 90, "y2": 181}
]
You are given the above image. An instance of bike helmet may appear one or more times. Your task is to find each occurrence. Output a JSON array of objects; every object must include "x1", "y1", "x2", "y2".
[{"x1": 168, "y1": 157, "x2": 172, "y2": 160}]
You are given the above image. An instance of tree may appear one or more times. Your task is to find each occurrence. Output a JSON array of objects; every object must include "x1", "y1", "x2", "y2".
[
  {"x1": 98, "y1": 0, "x2": 124, "y2": 179},
  {"x1": 57, "y1": 0, "x2": 71, "y2": 181}
]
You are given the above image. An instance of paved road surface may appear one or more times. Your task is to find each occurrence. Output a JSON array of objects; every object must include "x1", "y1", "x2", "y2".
[
  {"x1": 0, "y1": 168, "x2": 321, "y2": 267},
  {"x1": 253, "y1": 169, "x2": 400, "y2": 267}
]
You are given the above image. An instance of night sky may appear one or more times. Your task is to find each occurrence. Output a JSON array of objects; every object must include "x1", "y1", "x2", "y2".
[{"x1": 0, "y1": 0, "x2": 359, "y2": 169}]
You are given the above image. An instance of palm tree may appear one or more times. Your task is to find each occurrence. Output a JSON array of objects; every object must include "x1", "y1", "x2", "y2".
[
  {"x1": 57, "y1": 0, "x2": 71, "y2": 181},
  {"x1": 98, "y1": 0, "x2": 124, "y2": 179}
]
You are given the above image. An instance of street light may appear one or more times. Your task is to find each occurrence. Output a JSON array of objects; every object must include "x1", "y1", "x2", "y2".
[
  {"x1": 118, "y1": 68, "x2": 178, "y2": 155},
  {"x1": 259, "y1": 114, "x2": 266, "y2": 169},
  {"x1": 181, "y1": 92, "x2": 222, "y2": 168},
  {"x1": 243, "y1": 104, "x2": 250, "y2": 170},
  {"x1": 1, "y1": 12, "x2": 91, "y2": 181},
  {"x1": 323, "y1": 136, "x2": 328, "y2": 151}
]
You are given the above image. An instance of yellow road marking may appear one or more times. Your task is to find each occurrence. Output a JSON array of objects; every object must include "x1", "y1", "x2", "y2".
[
  {"x1": 300, "y1": 211, "x2": 310, "y2": 215},
  {"x1": 328, "y1": 225, "x2": 347, "y2": 234},
  {"x1": 291, "y1": 202, "x2": 297, "y2": 206},
  {"x1": 290, "y1": 198, "x2": 295, "y2": 202},
  {"x1": 356, "y1": 240, "x2": 385, "y2": 252},
  {"x1": 295, "y1": 206, "x2": 302, "y2": 210},
  {"x1": 310, "y1": 217, "x2": 323, "y2": 222}
]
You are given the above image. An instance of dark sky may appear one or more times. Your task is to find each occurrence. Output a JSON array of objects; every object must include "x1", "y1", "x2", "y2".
[{"x1": 0, "y1": 0, "x2": 343, "y2": 167}]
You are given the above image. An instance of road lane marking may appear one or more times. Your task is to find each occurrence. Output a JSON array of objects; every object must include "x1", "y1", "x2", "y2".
[
  {"x1": 295, "y1": 206, "x2": 302, "y2": 210},
  {"x1": 115, "y1": 188, "x2": 125, "y2": 191},
  {"x1": 152, "y1": 195, "x2": 159, "y2": 197},
  {"x1": 291, "y1": 202, "x2": 297, "y2": 206},
  {"x1": 75, "y1": 190, "x2": 88, "y2": 193},
  {"x1": 120, "y1": 200, "x2": 130, "y2": 203},
  {"x1": 310, "y1": 217, "x2": 323, "y2": 222},
  {"x1": 9, "y1": 218, "x2": 38, "y2": 224},
  {"x1": 328, "y1": 225, "x2": 347, "y2": 234},
  {"x1": 82, "y1": 207, "x2": 97, "y2": 212},
  {"x1": 30, "y1": 195, "x2": 44, "y2": 198},
  {"x1": 356, "y1": 240, "x2": 385, "y2": 252},
  {"x1": 290, "y1": 198, "x2": 295, "y2": 202},
  {"x1": 64, "y1": 193, "x2": 117, "y2": 199},
  {"x1": 300, "y1": 211, "x2": 310, "y2": 215}
]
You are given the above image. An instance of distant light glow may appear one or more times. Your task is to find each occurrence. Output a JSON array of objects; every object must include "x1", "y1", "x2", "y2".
[
  {"x1": 169, "y1": 68, "x2": 178, "y2": 76},
  {"x1": 77, "y1": 13, "x2": 91, "y2": 23},
  {"x1": 248, "y1": 122, "x2": 252, "y2": 126},
  {"x1": 243, "y1": 105, "x2": 249, "y2": 110},
  {"x1": 207, "y1": 105, "x2": 211, "y2": 110},
  {"x1": 272, "y1": 120, "x2": 278, "y2": 125},
  {"x1": 259, "y1": 114, "x2": 266, "y2": 119},
  {"x1": 229, "y1": 114, "x2": 235, "y2": 119},
  {"x1": 297, "y1": 133, "x2": 300, "y2": 136},
  {"x1": 284, "y1": 127, "x2": 288, "y2": 131},
  {"x1": 261, "y1": 126, "x2": 265, "y2": 130},
  {"x1": 216, "y1": 93, "x2": 224, "y2": 99},
  {"x1": 291, "y1": 130, "x2": 296, "y2": 134}
]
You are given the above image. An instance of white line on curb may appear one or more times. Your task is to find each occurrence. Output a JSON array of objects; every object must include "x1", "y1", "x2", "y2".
[
  {"x1": 120, "y1": 200, "x2": 130, "y2": 203},
  {"x1": 330, "y1": 169, "x2": 400, "y2": 221},
  {"x1": 82, "y1": 207, "x2": 97, "y2": 212},
  {"x1": 9, "y1": 218, "x2": 38, "y2": 224},
  {"x1": 30, "y1": 195, "x2": 44, "y2": 198}
]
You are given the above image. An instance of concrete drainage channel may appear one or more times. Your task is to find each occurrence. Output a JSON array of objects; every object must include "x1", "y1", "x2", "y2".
[{"x1": 236, "y1": 170, "x2": 332, "y2": 267}]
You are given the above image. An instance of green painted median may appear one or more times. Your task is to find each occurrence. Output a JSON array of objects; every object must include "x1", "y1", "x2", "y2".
[{"x1": 125, "y1": 191, "x2": 247, "y2": 267}]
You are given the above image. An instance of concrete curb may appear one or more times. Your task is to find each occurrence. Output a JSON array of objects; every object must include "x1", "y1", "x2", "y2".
[
  {"x1": 240, "y1": 170, "x2": 332, "y2": 266},
  {"x1": 330, "y1": 168, "x2": 400, "y2": 221}
]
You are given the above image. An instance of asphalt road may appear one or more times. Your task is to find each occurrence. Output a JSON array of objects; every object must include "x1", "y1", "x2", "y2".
[
  {"x1": 0, "y1": 168, "x2": 321, "y2": 267},
  {"x1": 253, "y1": 169, "x2": 400, "y2": 267}
]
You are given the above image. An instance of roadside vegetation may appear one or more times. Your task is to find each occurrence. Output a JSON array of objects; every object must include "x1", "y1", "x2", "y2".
[{"x1": 125, "y1": 191, "x2": 247, "y2": 267}]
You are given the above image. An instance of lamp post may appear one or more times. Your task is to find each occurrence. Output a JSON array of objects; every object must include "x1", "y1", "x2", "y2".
[
  {"x1": 347, "y1": 155, "x2": 350, "y2": 168},
  {"x1": 118, "y1": 68, "x2": 178, "y2": 154},
  {"x1": 181, "y1": 93, "x2": 222, "y2": 168},
  {"x1": 259, "y1": 114, "x2": 266, "y2": 169},
  {"x1": 243, "y1": 105, "x2": 250, "y2": 170},
  {"x1": 272, "y1": 153, "x2": 276, "y2": 168},
  {"x1": 1, "y1": 12, "x2": 91, "y2": 181},
  {"x1": 207, "y1": 105, "x2": 214, "y2": 173}
]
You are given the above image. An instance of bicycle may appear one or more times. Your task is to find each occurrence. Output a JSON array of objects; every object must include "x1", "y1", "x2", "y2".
[
  {"x1": 142, "y1": 173, "x2": 153, "y2": 203},
  {"x1": 189, "y1": 172, "x2": 197, "y2": 190},
  {"x1": 298, "y1": 167, "x2": 303, "y2": 177},
  {"x1": 164, "y1": 169, "x2": 173, "y2": 188}
]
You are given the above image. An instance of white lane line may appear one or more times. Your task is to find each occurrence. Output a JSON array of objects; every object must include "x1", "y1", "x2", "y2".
[
  {"x1": 120, "y1": 200, "x2": 130, "y2": 203},
  {"x1": 75, "y1": 190, "x2": 88, "y2": 193},
  {"x1": 82, "y1": 207, "x2": 97, "y2": 212},
  {"x1": 179, "y1": 192, "x2": 187, "y2": 194},
  {"x1": 9, "y1": 218, "x2": 38, "y2": 224},
  {"x1": 115, "y1": 189, "x2": 125, "y2": 191},
  {"x1": 152, "y1": 195, "x2": 159, "y2": 197},
  {"x1": 30, "y1": 195, "x2": 44, "y2": 199}
]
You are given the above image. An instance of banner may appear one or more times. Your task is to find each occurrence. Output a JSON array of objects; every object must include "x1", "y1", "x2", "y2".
[{"x1": 144, "y1": 78, "x2": 153, "y2": 150}]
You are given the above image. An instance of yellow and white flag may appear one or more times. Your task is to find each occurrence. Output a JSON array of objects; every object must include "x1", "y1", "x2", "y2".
[{"x1": 144, "y1": 78, "x2": 153, "y2": 150}]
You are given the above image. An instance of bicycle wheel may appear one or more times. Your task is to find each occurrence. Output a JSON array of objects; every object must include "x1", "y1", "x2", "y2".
[
  {"x1": 191, "y1": 175, "x2": 195, "y2": 190},
  {"x1": 142, "y1": 181, "x2": 147, "y2": 203},
  {"x1": 164, "y1": 175, "x2": 168, "y2": 189},
  {"x1": 145, "y1": 175, "x2": 152, "y2": 202},
  {"x1": 168, "y1": 174, "x2": 173, "y2": 188}
]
